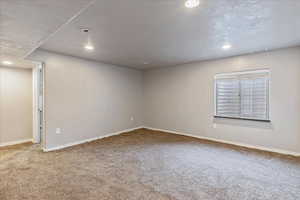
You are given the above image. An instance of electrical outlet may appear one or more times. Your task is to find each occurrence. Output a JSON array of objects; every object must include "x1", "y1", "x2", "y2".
[{"x1": 56, "y1": 128, "x2": 61, "y2": 134}]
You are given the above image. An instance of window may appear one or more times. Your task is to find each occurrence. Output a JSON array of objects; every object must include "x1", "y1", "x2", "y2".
[{"x1": 214, "y1": 69, "x2": 270, "y2": 122}]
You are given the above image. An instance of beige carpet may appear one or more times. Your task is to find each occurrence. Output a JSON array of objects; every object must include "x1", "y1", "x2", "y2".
[{"x1": 1, "y1": 129, "x2": 300, "y2": 200}]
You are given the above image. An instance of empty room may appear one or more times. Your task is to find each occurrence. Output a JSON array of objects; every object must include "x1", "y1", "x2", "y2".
[{"x1": 0, "y1": 0, "x2": 300, "y2": 199}]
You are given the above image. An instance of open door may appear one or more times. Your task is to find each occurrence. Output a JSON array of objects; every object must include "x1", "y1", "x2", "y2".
[{"x1": 32, "y1": 62, "x2": 44, "y2": 147}]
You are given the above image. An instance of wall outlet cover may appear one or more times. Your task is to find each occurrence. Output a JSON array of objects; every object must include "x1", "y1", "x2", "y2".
[{"x1": 56, "y1": 128, "x2": 61, "y2": 134}]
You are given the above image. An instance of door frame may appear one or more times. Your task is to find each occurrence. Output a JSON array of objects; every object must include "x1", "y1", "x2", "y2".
[{"x1": 32, "y1": 62, "x2": 45, "y2": 148}]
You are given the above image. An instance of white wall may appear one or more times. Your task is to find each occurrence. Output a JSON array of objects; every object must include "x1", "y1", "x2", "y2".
[
  {"x1": 0, "y1": 66, "x2": 33, "y2": 145},
  {"x1": 28, "y1": 47, "x2": 300, "y2": 154},
  {"x1": 144, "y1": 47, "x2": 300, "y2": 154},
  {"x1": 29, "y1": 50, "x2": 144, "y2": 150}
]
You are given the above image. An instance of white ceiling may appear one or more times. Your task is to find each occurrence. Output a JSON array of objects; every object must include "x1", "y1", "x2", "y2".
[
  {"x1": 39, "y1": 0, "x2": 300, "y2": 69},
  {"x1": 2, "y1": 0, "x2": 300, "y2": 69},
  {"x1": 0, "y1": 0, "x2": 94, "y2": 68}
]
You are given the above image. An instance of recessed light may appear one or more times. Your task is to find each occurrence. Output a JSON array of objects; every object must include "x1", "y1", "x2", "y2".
[
  {"x1": 84, "y1": 44, "x2": 94, "y2": 51},
  {"x1": 222, "y1": 44, "x2": 232, "y2": 50},
  {"x1": 185, "y1": 0, "x2": 200, "y2": 8},
  {"x1": 143, "y1": 62, "x2": 149, "y2": 65},
  {"x1": 2, "y1": 60, "x2": 13, "y2": 65}
]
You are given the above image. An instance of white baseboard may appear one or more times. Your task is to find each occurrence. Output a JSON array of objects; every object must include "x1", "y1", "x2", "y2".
[
  {"x1": 143, "y1": 126, "x2": 300, "y2": 157},
  {"x1": 42, "y1": 125, "x2": 300, "y2": 156},
  {"x1": 43, "y1": 126, "x2": 143, "y2": 152},
  {"x1": 0, "y1": 139, "x2": 33, "y2": 147}
]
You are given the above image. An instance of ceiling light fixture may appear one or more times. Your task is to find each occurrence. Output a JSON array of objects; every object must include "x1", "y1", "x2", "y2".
[
  {"x1": 81, "y1": 28, "x2": 94, "y2": 51},
  {"x1": 2, "y1": 60, "x2": 13, "y2": 65},
  {"x1": 222, "y1": 44, "x2": 232, "y2": 50},
  {"x1": 185, "y1": 0, "x2": 200, "y2": 8}
]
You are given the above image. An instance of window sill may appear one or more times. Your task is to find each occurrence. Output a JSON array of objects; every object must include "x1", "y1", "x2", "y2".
[{"x1": 214, "y1": 115, "x2": 271, "y2": 123}]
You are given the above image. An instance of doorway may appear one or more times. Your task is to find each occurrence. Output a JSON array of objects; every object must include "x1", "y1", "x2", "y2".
[{"x1": 0, "y1": 62, "x2": 44, "y2": 148}]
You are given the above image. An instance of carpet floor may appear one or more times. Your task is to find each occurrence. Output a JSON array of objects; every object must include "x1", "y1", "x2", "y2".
[{"x1": 0, "y1": 129, "x2": 300, "y2": 200}]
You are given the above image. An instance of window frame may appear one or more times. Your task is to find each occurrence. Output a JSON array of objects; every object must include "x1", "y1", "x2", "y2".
[{"x1": 214, "y1": 69, "x2": 271, "y2": 122}]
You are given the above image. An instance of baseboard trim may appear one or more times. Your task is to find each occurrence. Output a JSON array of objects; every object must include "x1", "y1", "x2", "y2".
[
  {"x1": 143, "y1": 127, "x2": 300, "y2": 157},
  {"x1": 43, "y1": 126, "x2": 143, "y2": 152},
  {"x1": 0, "y1": 139, "x2": 33, "y2": 147}
]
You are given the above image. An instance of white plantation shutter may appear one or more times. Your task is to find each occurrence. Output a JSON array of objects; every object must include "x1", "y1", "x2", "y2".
[
  {"x1": 215, "y1": 70, "x2": 270, "y2": 121},
  {"x1": 216, "y1": 78, "x2": 240, "y2": 117}
]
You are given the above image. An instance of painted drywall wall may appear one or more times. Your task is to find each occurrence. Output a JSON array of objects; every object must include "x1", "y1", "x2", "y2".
[
  {"x1": 0, "y1": 66, "x2": 33, "y2": 145},
  {"x1": 28, "y1": 50, "x2": 144, "y2": 150},
  {"x1": 143, "y1": 47, "x2": 300, "y2": 153}
]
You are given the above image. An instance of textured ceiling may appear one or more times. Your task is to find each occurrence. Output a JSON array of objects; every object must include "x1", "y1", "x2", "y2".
[
  {"x1": 2, "y1": 0, "x2": 300, "y2": 69},
  {"x1": 39, "y1": 0, "x2": 300, "y2": 69},
  {"x1": 0, "y1": 0, "x2": 94, "y2": 68}
]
